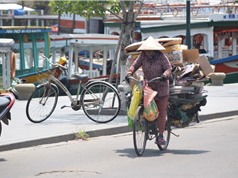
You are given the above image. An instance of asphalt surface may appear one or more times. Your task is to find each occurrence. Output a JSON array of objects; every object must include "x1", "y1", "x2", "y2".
[{"x1": 0, "y1": 83, "x2": 238, "y2": 151}]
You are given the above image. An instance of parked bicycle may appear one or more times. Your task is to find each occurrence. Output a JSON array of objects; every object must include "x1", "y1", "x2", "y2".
[
  {"x1": 26, "y1": 55, "x2": 121, "y2": 124},
  {"x1": 126, "y1": 75, "x2": 207, "y2": 156}
]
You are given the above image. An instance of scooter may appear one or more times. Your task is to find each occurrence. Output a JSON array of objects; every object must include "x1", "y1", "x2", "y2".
[{"x1": 0, "y1": 92, "x2": 15, "y2": 137}]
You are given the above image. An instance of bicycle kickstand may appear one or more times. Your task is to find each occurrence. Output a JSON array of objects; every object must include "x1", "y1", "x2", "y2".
[
  {"x1": 61, "y1": 105, "x2": 69, "y2": 109},
  {"x1": 171, "y1": 131, "x2": 179, "y2": 137}
]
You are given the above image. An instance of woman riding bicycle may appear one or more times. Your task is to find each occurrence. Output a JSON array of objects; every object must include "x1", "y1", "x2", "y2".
[{"x1": 126, "y1": 36, "x2": 172, "y2": 145}]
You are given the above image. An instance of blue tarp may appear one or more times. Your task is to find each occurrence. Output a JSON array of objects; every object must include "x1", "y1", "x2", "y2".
[{"x1": 14, "y1": 9, "x2": 25, "y2": 16}]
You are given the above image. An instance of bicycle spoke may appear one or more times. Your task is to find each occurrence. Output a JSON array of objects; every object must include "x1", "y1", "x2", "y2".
[
  {"x1": 26, "y1": 85, "x2": 58, "y2": 123},
  {"x1": 81, "y1": 81, "x2": 121, "y2": 123},
  {"x1": 133, "y1": 107, "x2": 147, "y2": 156}
]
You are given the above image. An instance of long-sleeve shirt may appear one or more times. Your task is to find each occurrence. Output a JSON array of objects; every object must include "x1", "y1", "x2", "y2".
[{"x1": 128, "y1": 51, "x2": 172, "y2": 97}]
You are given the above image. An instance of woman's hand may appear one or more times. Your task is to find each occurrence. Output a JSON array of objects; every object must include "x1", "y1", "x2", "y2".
[
  {"x1": 125, "y1": 73, "x2": 132, "y2": 83},
  {"x1": 159, "y1": 75, "x2": 167, "y2": 81}
]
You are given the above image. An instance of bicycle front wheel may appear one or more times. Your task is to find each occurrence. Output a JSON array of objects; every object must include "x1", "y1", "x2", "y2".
[
  {"x1": 0, "y1": 122, "x2": 2, "y2": 136},
  {"x1": 81, "y1": 81, "x2": 121, "y2": 123},
  {"x1": 157, "y1": 120, "x2": 171, "y2": 151},
  {"x1": 26, "y1": 84, "x2": 58, "y2": 123},
  {"x1": 133, "y1": 106, "x2": 147, "y2": 156}
]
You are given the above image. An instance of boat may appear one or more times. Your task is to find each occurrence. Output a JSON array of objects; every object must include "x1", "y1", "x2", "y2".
[
  {"x1": 210, "y1": 54, "x2": 238, "y2": 84},
  {"x1": 0, "y1": 26, "x2": 120, "y2": 94},
  {"x1": 0, "y1": 28, "x2": 120, "y2": 88},
  {"x1": 2, "y1": 1, "x2": 238, "y2": 88},
  {"x1": 105, "y1": 9, "x2": 238, "y2": 83},
  {"x1": 49, "y1": 33, "x2": 119, "y2": 77}
]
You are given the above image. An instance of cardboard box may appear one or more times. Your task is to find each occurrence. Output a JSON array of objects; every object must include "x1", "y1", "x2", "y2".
[
  {"x1": 182, "y1": 49, "x2": 200, "y2": 63},
  {"x1": 189, "y1": 63, "x2": 203, "y2": 78},
  {"x1": 166, "y1": 50, "x2": 183, "y2": 66},
  {"x1": 197, "y1": 56, "x2": 214, "y2": 76}
]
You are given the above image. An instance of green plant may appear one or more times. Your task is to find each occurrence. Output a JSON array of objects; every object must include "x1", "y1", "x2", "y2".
[{"x1": 74, "y1": 130, "x2": 89, "y2": 141}]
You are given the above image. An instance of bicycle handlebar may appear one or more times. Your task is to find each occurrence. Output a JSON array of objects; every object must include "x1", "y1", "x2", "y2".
[
  {"x1": 126, "y1": 75, "x2": 162, "y2": 84},
  {"x1": 41, "y1": 54, "x2": 68, "y2": 71}
]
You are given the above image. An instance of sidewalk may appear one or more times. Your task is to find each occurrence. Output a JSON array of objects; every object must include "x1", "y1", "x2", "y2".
[{"x1": 1, "y1": 83, "x2": 238, "y2": 151}]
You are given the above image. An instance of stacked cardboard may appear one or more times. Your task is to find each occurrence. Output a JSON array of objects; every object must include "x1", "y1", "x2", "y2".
[{"x1": 124, "y1": 38, "x2": 225, "y2": 86}]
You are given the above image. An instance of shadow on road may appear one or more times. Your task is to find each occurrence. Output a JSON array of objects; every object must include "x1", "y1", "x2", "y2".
[{"x1": 115, "y1": 148, "x2": 210, "y2": 158}]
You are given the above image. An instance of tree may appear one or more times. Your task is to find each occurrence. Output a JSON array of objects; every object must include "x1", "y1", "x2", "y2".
[{"x1": 49, "y1": 0, "x2": 144, "y2": 84}]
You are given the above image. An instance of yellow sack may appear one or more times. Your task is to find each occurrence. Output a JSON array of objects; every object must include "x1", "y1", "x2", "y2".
[
  {"x1": 128, "y1": 85, "x2": 142, "y2": 119},
  {"x1": 143, "y1": 99, "x2": 159, "y2": 121}
]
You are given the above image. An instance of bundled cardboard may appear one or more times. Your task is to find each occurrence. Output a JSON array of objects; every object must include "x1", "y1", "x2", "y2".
[
  {"x1": 197, "y1": 56, "x2": 214, "y2": 76},
  {"x1": 166, "y1": 50, "x2": 183, "y2": 66},
  {"x1": 182, "y1": 49, "x2": 200, "y2": 63},
  {"x1": 165, "y1": 44, "x2": 188, "y2": 66}
]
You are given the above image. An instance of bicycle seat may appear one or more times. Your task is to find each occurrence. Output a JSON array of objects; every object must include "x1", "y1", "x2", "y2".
[{"x1": 72, "y1": 73, "x2": 88, "y2": 80}]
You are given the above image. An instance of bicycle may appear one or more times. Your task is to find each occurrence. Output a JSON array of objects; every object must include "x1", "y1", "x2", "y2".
[
  {"x1": 126, "y1": 75, "x2": 172, "y2": 156},
  {"x1": 126, "y1": 69, "x2": 207, "y2": 156},
  {"x1": 26, "y1": 55, "x2": 121, "y2": 124}
]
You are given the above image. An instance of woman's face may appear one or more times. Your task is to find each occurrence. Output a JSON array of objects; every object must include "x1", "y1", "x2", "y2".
[{"x1": 144, "y1": 50, "x2": 154, "y2": 56}]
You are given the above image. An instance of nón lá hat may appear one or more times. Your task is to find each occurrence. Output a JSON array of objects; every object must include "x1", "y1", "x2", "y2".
[{"x1": 137, "y1": 36, "x2": 165, "y2": 51}]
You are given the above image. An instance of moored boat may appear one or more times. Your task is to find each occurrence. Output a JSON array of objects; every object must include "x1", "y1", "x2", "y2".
[{"x1": 210, "y1": 54, "x2": 238, "y2": 83}]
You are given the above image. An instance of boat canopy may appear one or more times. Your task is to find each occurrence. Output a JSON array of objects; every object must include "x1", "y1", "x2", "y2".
[
  {"x1": 50, "y1": 33, "x2": 119, "y2": 78},
  {"x1": 0, "y1": 3, "x2": 34, "y2": 11}
]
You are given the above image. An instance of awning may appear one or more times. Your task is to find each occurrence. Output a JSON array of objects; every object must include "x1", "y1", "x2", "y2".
[
  {"x1": 214, "y1": 29, "x2": 238, "y2": 34},
  {"x1": 0, "y1": 3, "x2": 34, "y2": 11}
]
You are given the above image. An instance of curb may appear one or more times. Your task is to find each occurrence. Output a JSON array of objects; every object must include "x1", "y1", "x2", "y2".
[
  {"x1": 0, "y1": 126, "x2": 132, "y2": 152},
  {"x1": 1, "y1": 111, "x2": 238, "y2": 152},
  {"x1": 199, "y1": 110, "x2": 238, "y2": 121}
]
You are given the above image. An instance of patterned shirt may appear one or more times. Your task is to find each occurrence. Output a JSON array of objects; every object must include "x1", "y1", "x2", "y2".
[{"x1": 128, "y1": 51, "x2": 172, "y2": 97}]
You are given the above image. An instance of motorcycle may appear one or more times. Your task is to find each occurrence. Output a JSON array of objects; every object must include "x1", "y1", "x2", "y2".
[{"x1": 0, "y1": 92, "x2": 15, "y2": 137}]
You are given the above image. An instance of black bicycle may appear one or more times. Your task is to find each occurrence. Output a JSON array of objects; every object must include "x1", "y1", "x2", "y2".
[
  {"x1": 126, "y1": 76, "x2": 171, "y2": 156},
  {"x1": 126, "y1": 75, "x2": 207, "y2": 156}
]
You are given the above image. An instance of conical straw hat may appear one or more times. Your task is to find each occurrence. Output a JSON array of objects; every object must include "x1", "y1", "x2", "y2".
[{"x1": 137, "y1": 36, "x2": 165, "y2": 51}]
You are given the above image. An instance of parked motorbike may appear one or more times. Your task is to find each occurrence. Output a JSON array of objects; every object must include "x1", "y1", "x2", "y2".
[{"x1": 0, "y1": 92, "x2": 15, "y2": 137}]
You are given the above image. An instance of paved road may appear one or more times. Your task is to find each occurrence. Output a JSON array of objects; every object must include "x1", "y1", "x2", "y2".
[
  {"x1": 0, "y1": 116, "x2": 238, "y2": 178},
  {"x1": 0, "y1": 83, "x2": 238, "y2": 151}
]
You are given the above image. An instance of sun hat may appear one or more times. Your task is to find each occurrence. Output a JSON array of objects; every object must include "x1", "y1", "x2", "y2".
[{"x1": 137, "y1": 36, "x2": 165, "y2": 51}]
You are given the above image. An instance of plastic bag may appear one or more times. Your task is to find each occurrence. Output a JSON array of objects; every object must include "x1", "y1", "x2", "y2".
[
  {"x1": 143, "y1": 85, "x2": 157, "y2": 107},
  {"x1": 143, "y1": 99, "x2": 159, "y2": 121},
  {"x1": 127, "y1": 116, "x2": 133, "y2": 128},
  {"x1": 128, "y1": 85, "x2": 142, "y2": 119}
]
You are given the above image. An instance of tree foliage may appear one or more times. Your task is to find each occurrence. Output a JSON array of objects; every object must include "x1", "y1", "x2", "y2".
[
  {"x1": 49, "y1": 0, "x2": 144, "y2": 83},
  {"x1": 50, "y1": 0, "x2": 121, "y2": 19}
]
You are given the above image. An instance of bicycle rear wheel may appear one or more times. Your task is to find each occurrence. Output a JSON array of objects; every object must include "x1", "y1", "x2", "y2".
[
  {"x1": 81, "y1": 81, "x2": 121, "y2": 123},
  {"x1": 133, "y1": 106, "x2": 147, "y2": 156},
  {"x1": 26, "y1": 84, "x2": 58, "y2": 123}
]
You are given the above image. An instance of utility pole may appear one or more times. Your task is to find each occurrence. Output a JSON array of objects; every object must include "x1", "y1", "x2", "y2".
[{"x1": 186, "y1": 0, "x2": 192, "y2": 49}]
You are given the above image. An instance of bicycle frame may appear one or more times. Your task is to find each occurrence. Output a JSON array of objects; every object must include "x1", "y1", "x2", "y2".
[
  {"x1": 41, "y1": 72, "x2": 80, "y2": 105},
  {"x1": 42, "y1": 71, "x2": 106, "y2": 109}
]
